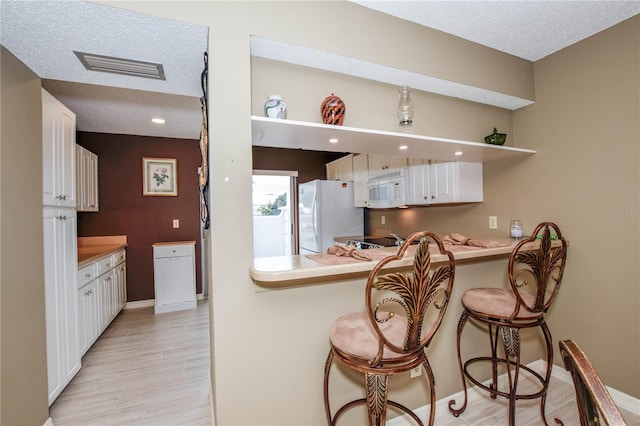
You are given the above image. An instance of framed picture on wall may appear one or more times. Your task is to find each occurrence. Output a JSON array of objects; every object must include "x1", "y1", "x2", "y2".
[{"x1": 142, "y1": 157, "x2": 178, "y2": 196}]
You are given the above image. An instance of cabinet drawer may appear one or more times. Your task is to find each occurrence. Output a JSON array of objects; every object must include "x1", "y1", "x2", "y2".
[
  {"x1": 153, "y1": 244, "x2": 194, "y2": 259},
  {"x1": 112, "y1": 249, "x2": 126, "y2": 266},
  {"x1": 78, "y1": 263, "x2": 97, "y2": 288},
  {"x1": 96, "y1": 256, "x2": 114, "y2": 276}
]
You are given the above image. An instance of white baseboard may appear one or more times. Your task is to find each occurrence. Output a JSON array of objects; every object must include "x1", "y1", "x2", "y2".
[
  {"x1": 124, "y1": 294, "x2": 206, "y2": 310},
  {"x1": 43, "y1": 417, "x2": 54, "y2": 426},
  {"x1": 547, "y1": 360, "x2": 640, "y2": 415},
  {"x1": 387, "y1": 360, "x2": 639, "y2": 425},
  {"x1": 124, "y1": 299, "x2": 155, "y2": 309}
]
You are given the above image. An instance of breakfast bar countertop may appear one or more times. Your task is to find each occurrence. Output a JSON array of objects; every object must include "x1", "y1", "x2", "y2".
[
  {"x1": 250, "y1": 238, "x2": 531, "y2": 287},
  {"x1": 78, "y1": 235, "x2": 128, "y2": 267}
]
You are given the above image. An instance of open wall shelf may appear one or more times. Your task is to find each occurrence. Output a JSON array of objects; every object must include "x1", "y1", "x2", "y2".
[{"x1": 251, "y1": 116, "x2": 535, "y2": 163}]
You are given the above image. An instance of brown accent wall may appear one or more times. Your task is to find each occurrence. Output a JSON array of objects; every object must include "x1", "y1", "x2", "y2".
[
  {"x1": 252, "y1": 146, "x2": 344, "y2": 183},
  {"x1": 76, "y1": 132, "x2": 202, "y2": 302}
]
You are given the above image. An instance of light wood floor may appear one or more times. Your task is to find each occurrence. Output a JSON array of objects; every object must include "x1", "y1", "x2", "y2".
[
  {"x1": 50, "y1": 300, "x2": 212, "y2": 426},
  {"x1": 51, "y1": 300, "x2": 639, "y2": 425}
]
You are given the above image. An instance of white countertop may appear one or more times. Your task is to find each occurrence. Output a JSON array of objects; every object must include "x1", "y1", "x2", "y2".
[{"x1": 250, "y1": 238, "x2": 530, "y2": 287}]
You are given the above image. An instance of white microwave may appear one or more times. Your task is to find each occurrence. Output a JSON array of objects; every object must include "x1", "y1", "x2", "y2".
[{"x1": 366, "y1": 168, "x2": 410, "y2": 209}]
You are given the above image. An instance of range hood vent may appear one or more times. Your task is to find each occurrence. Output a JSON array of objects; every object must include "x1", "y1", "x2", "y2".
[{"x1": 74, "y1": 51, "x2": 166, "y2": 80}]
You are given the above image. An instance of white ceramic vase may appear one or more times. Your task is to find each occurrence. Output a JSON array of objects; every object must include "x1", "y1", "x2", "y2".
[{"x1": 264, "y1": 95, "x2": 287, "y2": 119}]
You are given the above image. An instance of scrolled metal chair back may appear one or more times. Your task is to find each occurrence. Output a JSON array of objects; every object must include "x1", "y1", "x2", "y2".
[
  {"x1": 365, "y1": 231, "x2": 455, "y2": 365},
  {"x1": 508, "y1": 222, "x2": 567, "y2": 317}
]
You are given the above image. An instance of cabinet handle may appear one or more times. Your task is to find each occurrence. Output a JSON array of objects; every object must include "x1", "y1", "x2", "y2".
[
  {"x1": 57, "y1": 215, "x2": 67, "y2": 220},
  {"x1": 85, "y1": 273, "x2": 91, "y2": 278},
  {"x1": 56, "y1": 195, "x2": 67, "y2": 200}
]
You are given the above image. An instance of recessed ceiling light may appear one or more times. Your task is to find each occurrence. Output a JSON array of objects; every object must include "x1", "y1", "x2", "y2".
[
  {"x1": 399, "y1": 145, "x2": 408, "y2": 150},
  {"x1": 329, "y1": 138, "x2": 339, "y2": 144},
  {"x1": 454, "y1": 150, "x2": 463, "y2": 156},
  {"x1": 151, "y1": 118, "x2": 166, "y2": 124}
]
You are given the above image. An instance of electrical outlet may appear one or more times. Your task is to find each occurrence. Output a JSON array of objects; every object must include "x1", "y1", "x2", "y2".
[
  {"x1": 489, "y1": 216, "x2": 498, "y2": 229},
  {"x1": 172, "y1": 219, "x2": 180, "y2": 228},
  {"x1": 381, "y1": 215, "x2": 386, "y2": 225},
  {"x1": 410, "y1": 366, "x2": 422, "y2": 378}
]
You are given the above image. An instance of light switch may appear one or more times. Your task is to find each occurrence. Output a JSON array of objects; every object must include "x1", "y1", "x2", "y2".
[
  {"x1": 381, "y1": 215, "x2": 386, "y2": 225},
  {"x1": 489, "y1": 216, "x2": 497, "y2": 229},
  {"x1": 172, "y1": 219, "x2": 180, "y2": 228}
]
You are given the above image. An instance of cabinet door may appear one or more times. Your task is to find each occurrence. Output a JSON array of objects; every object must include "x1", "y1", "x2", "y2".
[
  {"x1": 326, "y1": 161, "x2": 339, "y2": 180},
  {"x1": 76, "y1": 145, "x2": 99, "y2": 212},
  {"x1": 352, "y1": 154, "x2": 369, "y2": 207},
  {"x1": 368, "y1": 154, "x2": 407, "y2": 174},
  {"x1": 407, "y1": 159, "x2": 430, "y2": 205},
  {"x1": 78, "y1": 279, "x2": 100, "y2": 354},
  {"x1": 97, "y1": 272, "x2": 113, "y2": 333},
  {"x1": 326, "y1": 155, "x2": 353, "y2": 181},
  {"x1": 428, "y1": 162, "x2": 484, "y2": 204},
  {"x1": 429, "y1": 162, "x2": 455, "y2": 203},
  {"x1": 87, "y1": 150, "x2": 99, "y2": 211},
  {"x1": 42, "y1": 89, "x2": 76, "y2": 208},
  {"x1": 58, "y1": 108, "x2": 76, "y2": 208},
  {"x1": 114, "y1": 262, "x2": 127, "y2": 312},
  {"x1": 367, "y1": 154, "x2": 385, "y2": 174},
  {"x1": 75, "y1": 145, "x2": 85, "y2": 210},
  {"x1": 387, "y1": 156, "x2": 408, "y2": 170},
  {"x1": 43, "y1": 207, "x2": 80, "y2": 405},
  {"x1": 155, "y1": 256, "x2": 196, "y2": 305},
  {"x1": 42, "y1": 91, "x2": 59, "y2": 206}
]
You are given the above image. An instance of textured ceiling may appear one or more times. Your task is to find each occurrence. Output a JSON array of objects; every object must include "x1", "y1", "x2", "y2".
[
  {"x1": 353, "y1": 1, "x2": 640, "y2": 62},
  {"x1": 1, "y1": 0, "x2": 207, "y2": 140},
  {"x1": 1, "y1": 1, "x2": 638, "y2": 140}
]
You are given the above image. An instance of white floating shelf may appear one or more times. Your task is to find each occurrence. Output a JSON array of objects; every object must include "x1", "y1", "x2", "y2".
[{"x1": 251, "y1": 116, "x2": 535, "y2": 163}]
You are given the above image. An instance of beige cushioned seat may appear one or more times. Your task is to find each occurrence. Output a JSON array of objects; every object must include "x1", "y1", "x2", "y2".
[
  {"x1": 330, "y1": 311, "x2": 408, "y2": 361},
  {"x1": 461, "y1": 288, "x2": 540, "y2": 320}
]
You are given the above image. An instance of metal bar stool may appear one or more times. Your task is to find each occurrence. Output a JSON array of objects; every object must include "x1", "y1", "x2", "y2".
[
  {"x1": 448, "y1": 222, "x2": 568, "y2": 425},
  {"x1": 556, "y1": 340, "x2": 626, "y2": 426},
  {"x1": 323, "y1": 231, "x2": 456, "y2": 425}
]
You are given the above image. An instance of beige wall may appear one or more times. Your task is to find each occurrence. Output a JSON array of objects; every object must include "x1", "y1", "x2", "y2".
[
  {"x1": 368, "y1": 16, "x2": 640, "y2": 398},
  {"x1": 96, "y1": 1, "x2": 639, "y2": 424},
  {"x1": 0, "y1": 47, "x2": 50, "y2": 425}
]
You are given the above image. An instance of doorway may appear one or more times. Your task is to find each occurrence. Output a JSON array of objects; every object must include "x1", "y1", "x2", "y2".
[{"x1": 252, "y1": 170, "x2": 298, "y2": 257}]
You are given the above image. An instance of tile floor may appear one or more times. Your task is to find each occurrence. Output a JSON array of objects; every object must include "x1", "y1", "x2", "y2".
[
  {"x1": 51, "y1": 300, "x2": 639, "y2": 425},
  {"x1": 50, "y1": 300, "x2": 212, "y2": 426}
]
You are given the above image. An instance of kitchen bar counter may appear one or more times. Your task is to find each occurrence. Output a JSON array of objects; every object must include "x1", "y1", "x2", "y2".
[
  {"x1": 78, "y1": 235, "x2": 127, "y2": 266},
  {"x1": 250, "y1": 238, "x2": 537, "y2": 287}
]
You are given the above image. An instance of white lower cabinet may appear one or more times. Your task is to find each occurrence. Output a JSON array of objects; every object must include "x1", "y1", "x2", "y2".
[
  {"x1": 43, "y1": 207, "x2": 81, "y2": 406},
  {"x1": 153, "y1": 241, "x2": 196, "y2": 314},
  {"x1": 77, "y1": 249, "x2": 126, "y2": 357},
  {"x1": 77, "y1": 279, "x2": 99, "y2": 356}
]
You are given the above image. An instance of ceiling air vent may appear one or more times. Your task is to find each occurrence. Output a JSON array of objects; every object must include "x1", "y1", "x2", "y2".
[{"x1": 74, "y1": 51, "x2": 166, "y2": 80}]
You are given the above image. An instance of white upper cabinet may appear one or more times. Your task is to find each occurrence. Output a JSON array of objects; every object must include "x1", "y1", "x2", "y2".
[
  {"x1": 408, "y1": 161, "x2": 483, "y2": 205},
  {"x1": 42, "y1": 89, "x2": 76, "y2": 208},
  {"x1": 76, "y1": 145, "x2": 99, "y2": 212},
  {"x1": 352, "y1": 154, "x2": 369, "y2": 208},
  {"x1": 367, "y1": 154, "x2": 407, "y2": 175},
  {"x1": 407, "y1": 158, "x2": 430, "y2": 205},
  {"x1": 325, "y1": 154, "x2": 354, "y2": 181}
]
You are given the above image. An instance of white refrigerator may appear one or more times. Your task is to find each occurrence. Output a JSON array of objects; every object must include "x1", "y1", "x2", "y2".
[{"x1": 299, "y1": 180, "x2": 364, "y2": 254}]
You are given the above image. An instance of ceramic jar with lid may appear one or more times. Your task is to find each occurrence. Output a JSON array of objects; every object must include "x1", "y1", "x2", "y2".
[
  {"x1": 264, "y1": 95, "x2": 287, "y2": 119},
  {"x1": 320, "y1": 93, "x2": 345, "y2": 125}
]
